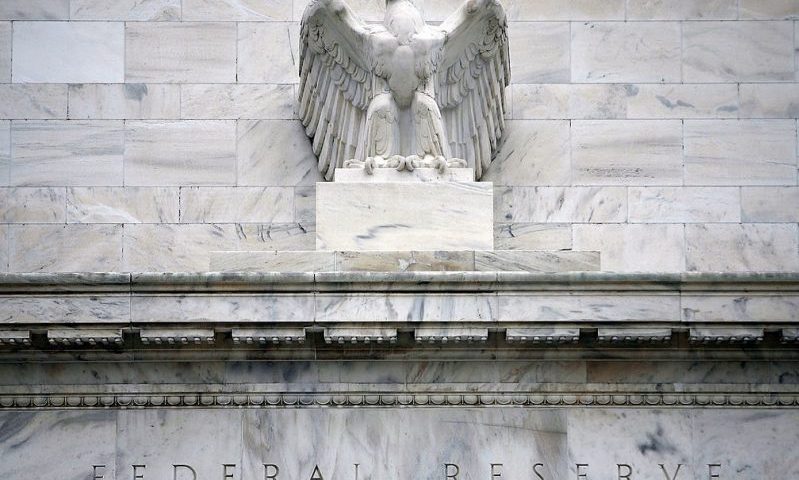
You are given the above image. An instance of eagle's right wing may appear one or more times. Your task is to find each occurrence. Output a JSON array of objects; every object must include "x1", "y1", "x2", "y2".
[{"x1": 299, "y1": 0, "x2": 376, "y2": 180}]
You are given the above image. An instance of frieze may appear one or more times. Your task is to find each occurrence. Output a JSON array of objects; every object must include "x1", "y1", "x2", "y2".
[{"x1": 1, "y1": 391, "x2": 798, "y2": 409}]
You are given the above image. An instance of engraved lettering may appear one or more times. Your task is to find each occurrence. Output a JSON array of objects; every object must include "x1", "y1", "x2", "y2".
[
  {"x1": 132, "y1": 465, "x2": 146, "y2": 480},
  {"x1": 617, "y1": 464, "x2": 632, "y2": 480},
  {"x1": 445, "y1": 463, "x2": 460, "y2": 479},
  {"x1": 708, "y1": 464, "x2": 721, "y2": 480},
  {"x1": 533, "y1": 463, "x2": 545, "y2": 480},
  {"x1": 576, "y1": 464, "x2": 589, "y2": 480},
  {"x1": 223, "y1": 464, "x2": 236, "y2": 480},
  {"x1": 659, "y1": 464, "x2": 682, "y2": 480},
  {"x1": 491, "y1": 463, "x2": 502, "y2": 479},
  {"x1": 92, "y1": 465, "x2": 106, "y2": 480},
  {"x1": 173, "y1": 464, "x2": 197, "y2": 480},
  {"x1": 310, "y1": 465, "x2": 325, "y2": 480},
  {"x1": 264, "y1": 464, "x2": 280, "y2": 480}
]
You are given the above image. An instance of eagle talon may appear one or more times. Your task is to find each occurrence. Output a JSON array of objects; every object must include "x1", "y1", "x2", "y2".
[{"x1": 364, "y1": 157, "x2": 376, "y2": 175}]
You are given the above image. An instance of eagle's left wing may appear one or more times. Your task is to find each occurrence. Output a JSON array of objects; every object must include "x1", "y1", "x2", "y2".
[{"x1": 436, "y1": 0, "x2": 510, "y2": 179}]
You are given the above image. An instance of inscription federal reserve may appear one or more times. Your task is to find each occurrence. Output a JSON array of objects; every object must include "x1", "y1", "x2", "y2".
[{"x1": 89, "y1": 462, "x2": 725, "y2": 480}]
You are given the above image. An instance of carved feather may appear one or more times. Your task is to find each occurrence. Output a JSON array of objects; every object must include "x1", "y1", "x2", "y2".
[
  {"x1": 299, "y1": 0, "x2": 376, "y2": 180},
  {"x1": 437, "y1": 0, "x2": 510, "y2": 179}
]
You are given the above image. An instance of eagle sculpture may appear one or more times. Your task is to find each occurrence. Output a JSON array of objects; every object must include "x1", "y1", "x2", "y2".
[{"x1": 299, "y1": 0, "x2": 510, "y2": 180}]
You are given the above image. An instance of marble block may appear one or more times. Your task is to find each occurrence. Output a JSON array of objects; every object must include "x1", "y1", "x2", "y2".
[{"x1": 316, "y1": 180, "x2": 493, "y2": 251}]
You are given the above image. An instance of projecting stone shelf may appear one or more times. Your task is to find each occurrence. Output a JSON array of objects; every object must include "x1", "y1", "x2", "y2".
[{"x1": 209, "y1": 250, "x2": 600, "y2": 273}]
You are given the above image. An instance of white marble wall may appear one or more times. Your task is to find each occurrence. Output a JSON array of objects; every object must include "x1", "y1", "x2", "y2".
[
  {"x1": 0, "y1": 408, "x2": 797, "y2": 480},
  {"x1": 0, "y1": 0, "x2": 798, "y2": 272}
]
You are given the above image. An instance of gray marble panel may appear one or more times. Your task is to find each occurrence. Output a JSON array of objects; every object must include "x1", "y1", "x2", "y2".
[
  {"x1": 0, "y1": 121, "x2": 8, "y2": 186},
  {"x1": 628, "y1": 0, "x2": 736, "y2": 19},
  {"x1": 682, "y1": 294, "x2": 799, "y2": 322},
  {"x1": 683, "y1": 21, "x2": 795, "y2": 81},
  {"x1": 0, "y1": 187, "x2": 65, "y2": 223},
  {"x1": 237, "y1": 223, "x2": 317, "y2": 252},
  {"x1": 67, "y1": 187, "x2": 179, "y2": 223},
  {"x1": 0, "y1": 411, "x2": 117, "y2": 480},
  {"x1": 475, "y1": 251, "x2": 600, "y2": 272},
  {"x1": 571, "y1": 22, "x2": 681, "y2": 82},
  {"x1": 739, "y1": 0, "x2": 799, "y2": 20},
  {"x1": 126, "y1": 22, "x2": 237, "y2": 83},
  {"x1": 625, "y1": 83, "x2": 739, "y2": 119},
  {"x1": 237, "y1": 22, "x2": 299, "y2": 84},
  {"x1": 210, "y1": 251, "x2": 336, "y2": 272},
  {"x1": 684, "y1": 120, "x2": 797, "y2": 185},
  {"x1": 117, "y1": 410, "x2": 243, "y2": 480},
  {"x1": 123, "y1": 224, "x2": 239, "y2": 271},
  {"x1": 501, "y1": 0, "x2": 625, "y2": 21},
  {"x1": 9, "y1": 224, "x2": 123, "y2": 272},
  {"x1": 494, "y1": 223, "x2": 572, "y2": 251},
  {"x1": 573, "y1": 224, "x2": 685, "y2": 273},
  {"x1": 184, "y1": 0, "x2": 293, "y2": 20},
  {"x1": 0, "y1": 22, "x2": 9, "y2": 83},
  {"x1": 512, "y1": 84, "x2": 627, "y2": 120},
  {"x1": 567, "y1": 409, "x2": 692, "y2": 480},
  {"x1": 628, "y1": 187, "x2": 740, "y2": 223},
  {"x1": 237, "y1": 120, "x2": 322, "y2": 186},
  {"x1": 12, "y1": 22, "x2": 123, "y2": 83},
  {"x1": 335, "y1": 167, "x2": 474, "y2": 183},
  {"x1": 499, "y1": 293, "x2": 680, "y2": 322},
  {"x1": 740, "y1": 83, "x2": 799, "y2": 118},
  {"x1": 317, "y1": 182, "x2": 493, "y2": 251},
  {"x1": 68, "y1": 83, "x2": 181, "y2": 120},
  {"x1": 11, "y1": 120, "x2": 124, "y2": 186},
  {"x1": 741, "y1": 187, "x2": 799, "y2": 222},
  {"x1": 0, "y1": 294, "x2": 129, "y2": 324},
  {"x1": 131, "y1": 294, "x2": 314, "y2": 323},
  {"x1": 294, "y1": 186, "x2": 316, "y2": 223},
  {"x1": 586, "y1": 360, "x2": 773, "y2": 385},
  {"x1": 316, "y1": 294, "x2": 497, "y2": 323},
  {"x1": 0, "y1": 84, "x2": 67, "y2": 120},
  {"x1": 508, "y1": 22, "x2": 569, "y2": 83},
  {"x1": 482, "y1": 120, "x2": 570, "y2": 185},
  {"x1": 0, "y1": 0, "x2": 69, "y2": 19},
  {"x1": 692, "y1": 411, "x2": 799, "y2": 479},
  {"x1": 0, "y1": 225, "x2": 7, "y2": 271},
  {"x1": 71, "y1": 0, "x2": 180, "y2": 20},
  {"x1": 496, "y1": 186, "x2": 626, "y2": 223},
  {"x1": 571, "y1": 120, "x2": 683, "y2": 185},
  {"x1": 335, "y1": 251, "x2": 474, "y2": 272},
  {"x1": 181, "y1": 187, "x2": 294, "y2": 223},
  {"x1": 124, "y1": 120, "x2": 236, "y2": 186},
  {"x1": 242, "y1": 409, "x2": 568, "y2": 480},
  {"x1": 182, "y1": 84, "x2": 295, "y2": 120},
  {"x1": 685, "y1": 224, "x2": 799, "y2": 272}
]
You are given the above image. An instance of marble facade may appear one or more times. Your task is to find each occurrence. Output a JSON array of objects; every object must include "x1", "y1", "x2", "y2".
[{"x1": 1, "y1": 0, "x2": 799, "y2": 478}]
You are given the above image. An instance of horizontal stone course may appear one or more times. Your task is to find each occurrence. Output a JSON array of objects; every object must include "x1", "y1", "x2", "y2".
[
  {"x1": 0, "y1": 85, "x2": 67, "y2": 120},
  {"x1": 70, "y1": 0, "x2": 180, "y2": 20},
  {"x1": 68, "y1": 84, "x2": 180, "y2": 120}
]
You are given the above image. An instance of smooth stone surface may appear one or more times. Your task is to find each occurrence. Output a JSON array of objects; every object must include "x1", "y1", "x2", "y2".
[
  {"x1": 12, "y1": 22, "x2": 124, "y2": 83},
  {"x1": 70, "y1": 0, "x2": 180, "y2": 20},
  {"x1": 209, "y1": 250, "x2": 600, "y2": 273},
  {"x1": 571, "y1": 22, "x2": 681, "y2": 82},
  {"x1": 67, "y1": 83, "x2": 180, "y2": 120},
  {"x1": 0, "y1": 22, "x2": 8, "y2": 83},
  {"x1": 683, "y1": 21, "x2": 795, "y2": 82},
  {"x1": 66, "y1": 187, "x2": 179, "y2": 224},
  {"x1": 125, "y1": 22, "x2": 237, "y2": 83},
  {"x1": 334, "y1": 168, "x2": 475, "y2": 183},
  {"x1": 11, "y1": 121, "x2": 124, "y2": 187},
  {"x1": 0, "y1": 84, "x2": 67, "y2": 120},
  {"x1": 316, "y1": 182, "x2": 493, "y2": 251},
  {"x1": 1, "y1": 409, "x2": 796, "y2": 480}
]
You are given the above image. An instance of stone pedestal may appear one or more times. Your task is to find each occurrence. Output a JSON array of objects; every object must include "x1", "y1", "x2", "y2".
[{"x1": 316, "y1": 168, "x2": 493, "y2": 251}]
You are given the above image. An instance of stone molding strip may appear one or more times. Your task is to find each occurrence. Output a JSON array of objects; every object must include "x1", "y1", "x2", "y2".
[
  {"x1": 1, "y1": 391, "x2": 798, "y2": 410},
  {"x1": 1, "y1": 271, "x2": 798, "y2": 293}
]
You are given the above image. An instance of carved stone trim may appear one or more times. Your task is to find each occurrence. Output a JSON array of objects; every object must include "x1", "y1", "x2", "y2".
[{"x1": 1, "y1": 391, "x2": 797, "y2": 409}]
